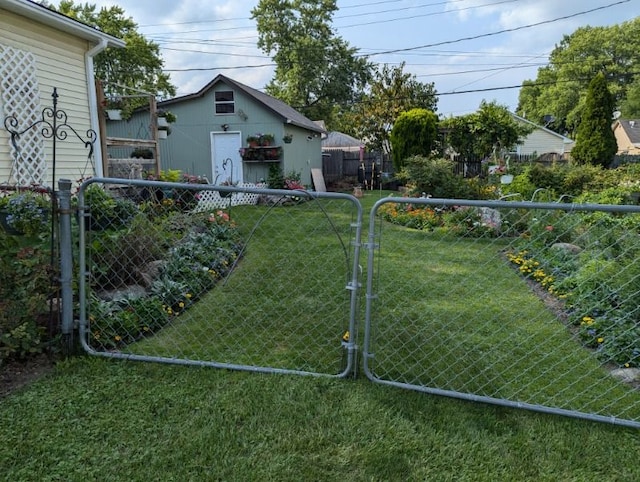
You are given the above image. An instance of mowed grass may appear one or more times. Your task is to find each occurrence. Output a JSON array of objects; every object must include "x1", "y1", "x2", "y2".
[
  {"x1": 2, "y1": 190, "x2": 640, "y2": 480},
  {"x1": 2, "y1": 358, "x2": 640, "y2": 481},
  {"x1": 129, "y1": 196, "x2": 361, "y2": 374}
]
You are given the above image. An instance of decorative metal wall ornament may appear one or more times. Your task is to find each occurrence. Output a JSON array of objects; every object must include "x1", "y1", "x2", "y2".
[
  {"x1": 2, "y1": 88, "x2": 98, "y2": 343},
  {"x1": 3, "y1": 87, "x2": 97, "y2": 189}
]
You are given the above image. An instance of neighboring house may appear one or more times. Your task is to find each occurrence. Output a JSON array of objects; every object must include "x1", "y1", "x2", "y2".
[
  {"x1": 612, "y1": 119, "x2": 640, "y2": 155},
  {"x1": 509, "y1": 113, "x2": 574, "y2": 157},
  {"x1": 0, "y1": 0, "x2": 125, "y2": 187},
  {"x1": 109, "y1": 74, "x2": 325, "y2": 188}
]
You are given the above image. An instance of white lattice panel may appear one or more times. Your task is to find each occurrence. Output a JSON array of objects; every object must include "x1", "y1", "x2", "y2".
[
  {"x1": 193, "y1": 182, "x2": 264, "y2": 212},
  {"x1": 0, "y1": 43, "x2": 47, "y2": 186}
]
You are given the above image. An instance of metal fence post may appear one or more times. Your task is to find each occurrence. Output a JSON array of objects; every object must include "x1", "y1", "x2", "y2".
[{"x1": 58, "y1": 178, "x2": 74, "y2": 353}]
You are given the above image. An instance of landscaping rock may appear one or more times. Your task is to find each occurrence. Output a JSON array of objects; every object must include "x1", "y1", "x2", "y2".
[
  {"x1": 610, "y1": 368, "x2": 640, "y2": 384},
  {"x1": 479, "y1": 207, "x2": 501, "y2": 231},
  {"x1": 551, "y1": 242, "x2": 582, "y2": 254},
  {"x1": 97, "y1": 285, "x2": 147, "y2": 302},
  {"x1": 137, "y1": 260, "x2": 165, "y2": 287}
]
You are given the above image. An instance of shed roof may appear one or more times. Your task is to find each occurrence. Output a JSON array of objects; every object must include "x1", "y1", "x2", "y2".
[
  {"x1": 159, "y1": 74, "x2": 324, "y2": 134},
  {"x1": 322, "y1": 131, "x2": 364, "y2": 151}
]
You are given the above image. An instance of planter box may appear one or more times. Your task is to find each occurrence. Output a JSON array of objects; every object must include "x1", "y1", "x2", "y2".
[{"x1": 106, "y1": 109, "x2": 122, "y2": 121}]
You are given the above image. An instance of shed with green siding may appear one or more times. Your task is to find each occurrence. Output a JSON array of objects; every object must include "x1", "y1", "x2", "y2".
[{"x1": 106, "y1": 74, "x2": 325, "y2": 189}]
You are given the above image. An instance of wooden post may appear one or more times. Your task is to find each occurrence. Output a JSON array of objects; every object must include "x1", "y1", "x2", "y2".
[{"x1": 150, "y1": 95, "x2": 160, "y2": 176}]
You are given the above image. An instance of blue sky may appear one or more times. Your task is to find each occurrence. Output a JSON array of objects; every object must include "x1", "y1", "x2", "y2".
[{"x1": 90, "y1": 0, "x2": 639, "y2": 118}]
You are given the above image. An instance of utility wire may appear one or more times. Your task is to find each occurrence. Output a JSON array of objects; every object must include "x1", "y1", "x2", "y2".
[{"x1": 364, "y1": 0, "x2": 630, "y2": 56}]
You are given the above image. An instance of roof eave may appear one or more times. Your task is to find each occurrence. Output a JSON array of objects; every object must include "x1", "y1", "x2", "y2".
[{"x1": 0, "y1": 0, "x2": 125, "y2": 48}]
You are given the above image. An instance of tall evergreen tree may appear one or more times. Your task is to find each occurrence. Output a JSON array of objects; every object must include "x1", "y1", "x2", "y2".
[{"x1": 571, "y1": 73, "x2": 617, "y2": 166}]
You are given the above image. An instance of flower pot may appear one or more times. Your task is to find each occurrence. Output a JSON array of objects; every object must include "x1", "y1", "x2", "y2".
[
  {"x1": 158, "y1": 129, "x2": 168, "y2": 139},
  {"x1": 158, "y1": 117, "x2": 169, "y2": 128},
  {"x1": 106, "y1": 109, "x2": 122, "y2": 121}
]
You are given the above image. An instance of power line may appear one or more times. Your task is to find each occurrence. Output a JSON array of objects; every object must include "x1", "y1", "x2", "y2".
[
  {"x1": 363, "y1": 0, "x2": 630, "y2": 57},
  {"x1": 337, "y1": 0, "x2": 520, "y2": 29}
]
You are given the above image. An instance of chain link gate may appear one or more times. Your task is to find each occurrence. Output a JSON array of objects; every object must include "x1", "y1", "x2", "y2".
[
  {"x1": 73, "y1": 181, "x2": 640, "y2": 428},
  {"x1": 77, "y1": 178, "x2": 362, "y2": 377},
  {"x1": 363, "y1": 197, "x2": 640, "y2": 428}
]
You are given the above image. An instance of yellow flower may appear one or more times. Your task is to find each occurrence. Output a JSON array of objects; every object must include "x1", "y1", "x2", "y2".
[
  {"x1": 115, "y1": 335, "x2": 122, "y2": 342},
  {"x1": 179, "y1": 302, "x2": 185, "y2": 308},
  {"x1": 342, "y1": 331, "x2": 350, "y2": 342},
  {"x1": 597, "y1": 337, "x2": 604, "y2": 344},
  {"x1": 186, "y1": 293, "x2": 192, "y2": 299}
]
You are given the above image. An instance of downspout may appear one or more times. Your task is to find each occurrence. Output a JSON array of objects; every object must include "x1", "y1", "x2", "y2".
[{"x1": 85, "y1": 39, "x2": 108, "y2": 177}]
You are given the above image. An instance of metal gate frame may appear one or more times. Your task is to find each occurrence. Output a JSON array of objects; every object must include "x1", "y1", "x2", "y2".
[
  {"x1": 63, "y1": 181, "x2": 640, "y2": 428},
  {"x1": 362, "y1": 197, "x2": 640, "y2": 429},
  {"x1": 75, "y1": 178, "x2": 363, "y2": 379}
]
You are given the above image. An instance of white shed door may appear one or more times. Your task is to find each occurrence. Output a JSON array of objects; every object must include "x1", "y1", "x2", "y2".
[{"x1": 211, "y1": 131, "x2": 242, "y2": 184}]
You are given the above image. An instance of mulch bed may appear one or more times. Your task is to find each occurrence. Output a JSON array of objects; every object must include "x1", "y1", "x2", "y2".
[{"x1": 0, "y1": 353, "x2": 56, "y2": 398}]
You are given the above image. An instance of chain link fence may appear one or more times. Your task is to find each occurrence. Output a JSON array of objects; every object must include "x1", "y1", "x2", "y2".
[
  {"x1": 363, "y1": 197, "x2": 640, "y2": 428},
  {"x1": 71, "y1": 180, "x2": 640, "y2": 427},
  {"x1": 77, "y1": 179, "x2": 362, "y2": 377}
]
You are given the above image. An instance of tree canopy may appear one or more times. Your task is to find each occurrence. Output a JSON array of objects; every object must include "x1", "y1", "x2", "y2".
[
  {"x1": 441, "y1": 101, "x2": 532, "y2": 161},
  {"x1": 50, "y1": 1, "x2": 176, "y2": 106},
  {"x1": 252, "y1": 0, "x2": 373, "y2": 126},
  {"x1": 516, "y1": 18, "x2": 640, "y2": 136},
  {"x1": 337, "y1": 62, "x2": 438, "y2": 153}
]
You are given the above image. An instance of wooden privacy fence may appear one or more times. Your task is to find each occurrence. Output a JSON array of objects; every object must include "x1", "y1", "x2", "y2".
[{"x1": 322, "y1": 150, "x2": 394, "y2": 188}]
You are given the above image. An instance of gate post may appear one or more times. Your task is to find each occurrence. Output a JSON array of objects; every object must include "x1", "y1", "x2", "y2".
[{"x1": 58, "y1": 179, "x2": 74, "y2": 354}]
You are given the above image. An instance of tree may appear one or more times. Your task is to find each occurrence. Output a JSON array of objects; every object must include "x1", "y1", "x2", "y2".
[
  {"x1": 337, "y1": 62, "x2": 438, "y2": 153},
  {"x1": 571, "y1": 73, "x2": 617, "y2": 167},
  {"x1": 619, "y1": 76, "x2": 640, "y2": 118},
  {"x1": 516, "y1": 18, "x2": 640, "y2": 136},
  {"x1": 51, "y1": 1, "x2": 176, "y2": 107},
  {"x1": 252, "y1": 0, "x2": 373, "y2": 125},
  {"x1": 389, "y1": 108, "x2": 438, "y2": 171},
  {"x1": 441, "y1": 101, "x2": 532, "y2": 161}
]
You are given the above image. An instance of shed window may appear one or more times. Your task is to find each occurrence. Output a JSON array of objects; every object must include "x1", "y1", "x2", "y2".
[{"x1": 215, "y1": 90, "x2": 234, "y2": 114}]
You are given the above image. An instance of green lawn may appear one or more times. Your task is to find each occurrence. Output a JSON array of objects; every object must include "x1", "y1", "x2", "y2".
[
  {"x1": 1, "y1": 358, "x2": 639, "y2": 481},
  {"x1": 2, "y1": 189, "x2": 640, "y2": 480}
]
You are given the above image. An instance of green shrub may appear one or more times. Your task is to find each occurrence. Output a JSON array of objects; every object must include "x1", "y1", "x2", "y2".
[
  {"x1": 397, "y1": 156, "x2": 472, "y2": 198},
  {"x1": 0, "y1": 236, "x2": 50, "y2": 362}
]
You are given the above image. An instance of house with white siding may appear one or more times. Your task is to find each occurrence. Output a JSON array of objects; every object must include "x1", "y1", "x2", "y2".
[
  {"x1": 0, "y1": 0, "x2": 124, "y2": 188},
  {"x1": 509, "y1": 113, "x2": 574, "y2": 157}
]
